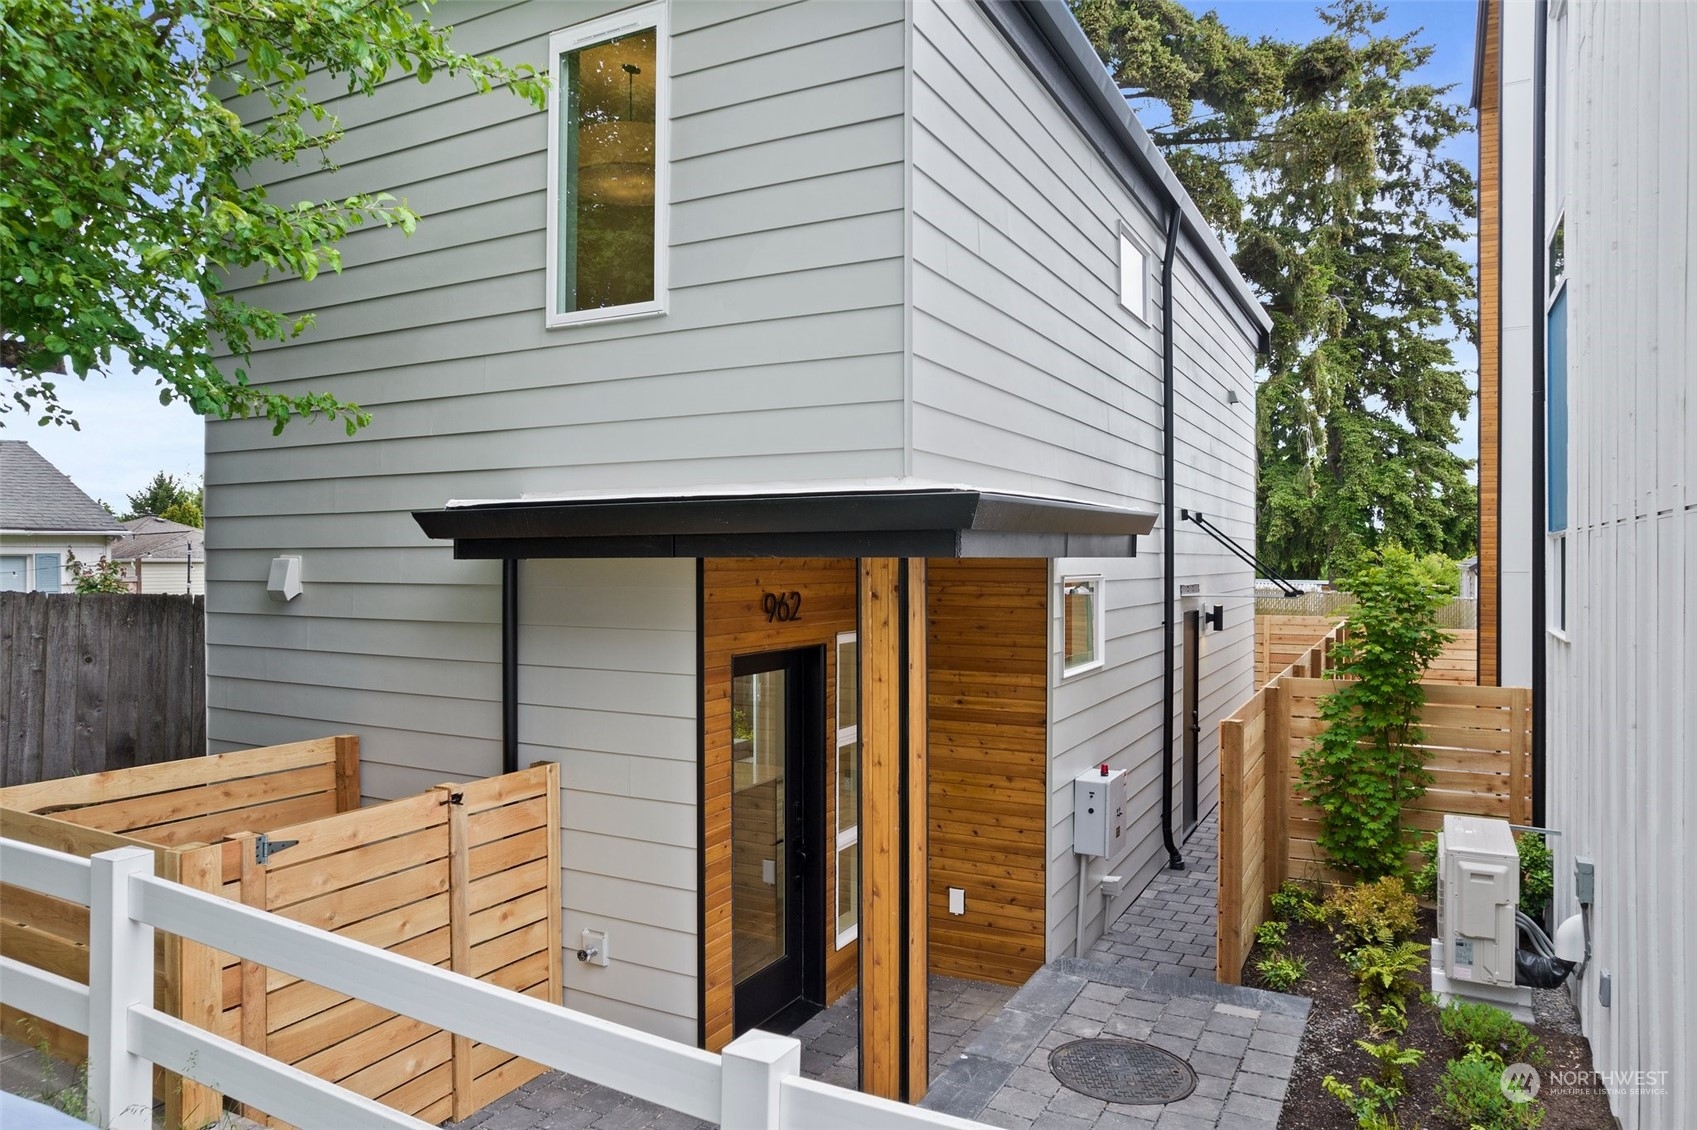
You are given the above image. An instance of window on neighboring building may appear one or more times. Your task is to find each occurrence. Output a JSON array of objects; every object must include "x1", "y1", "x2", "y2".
[
  {"x1": 1546, "y1": 285, "x2": 1568, "y2": 533},
  {"x1": 1062, "y1": 576, "x2": 1104, "y2": 676},
  {"x1": 33, "y1": 552, "x2": 60, "y2": 593},
  {"x1": 0, "y1": 556, "x2": 26, "y2": 592},
  {"x1": 547, "y1": 3, "x2": 668, "y2": 327},
  {"x1": 1118, "y1": 227, "x2": 1149, "y2": 322},
  {"x1": 1549, "y1": 534, "x2": 1568, "y2": 635},
  {"x1": 834, "y1": 632, "x2": 859, "y2": 948}
]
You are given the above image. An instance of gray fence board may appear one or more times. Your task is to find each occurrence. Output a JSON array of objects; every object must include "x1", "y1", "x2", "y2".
[{"x1": 0, "y1": 592, "x2": 205, "y2": 785}]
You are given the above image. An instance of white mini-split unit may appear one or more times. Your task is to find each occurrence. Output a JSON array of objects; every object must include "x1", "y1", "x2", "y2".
[{"x1": 1431, "y1": 814, "x2": 1534, "y2": 1022}]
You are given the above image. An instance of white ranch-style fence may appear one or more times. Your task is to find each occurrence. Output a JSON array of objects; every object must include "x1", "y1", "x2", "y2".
[{"x1": 0, "y1": 838, "x2": 987, "y2": 1130}]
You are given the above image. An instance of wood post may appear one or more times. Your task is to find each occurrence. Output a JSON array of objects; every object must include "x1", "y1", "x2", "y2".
[
  {"x1": 443, "y1": 784, "x2": 475, "y2": 1120},
  {"x1": 233, "y1": 831, "x2": 272, "y2": 1124},
  {"x1": 166, "y1": 842, "x2": 225, "y2": 1130},
  {"x1": 1216, "y1": 716, "x2": 1244, "y2": 985},
  {"x1": 1508, "y1": 687, "x2": 1532, "y2": 823},
  {"x1": 1265, "y1": 680, "x2": 1291, "y2": 893},
  {"x1": 857, "y1": 558, "x2": 928, "y2": 1102},
  {"x1": 333, "y1": 735, "x2": 361, "y2": 813}
]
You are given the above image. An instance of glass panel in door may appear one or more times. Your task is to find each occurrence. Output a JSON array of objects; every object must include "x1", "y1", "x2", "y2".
[{"x1": 732, "y1": 667, "x2": 787, "y2": 983}]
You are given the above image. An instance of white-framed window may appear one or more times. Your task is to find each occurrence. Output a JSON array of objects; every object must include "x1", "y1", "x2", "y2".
[
  {"x1": 1117, "y1": 225, "x2": 1149, "y2": 323},
  {"x1": 834, "y1": 632, "x2": 859, "y2": 948},
  {"x1": 1548, "y1": 533, "x2": 1568, "y2": 637},
  {"x1": 1061, "y1": 575, "x2": 1104, "y2": 677},
  {"x1": 546, "y1": 2, "x2": 670, "y2": 328}
]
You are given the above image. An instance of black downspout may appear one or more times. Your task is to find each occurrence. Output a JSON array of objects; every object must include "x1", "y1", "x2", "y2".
[
  {"x1": 1159, "y1": 206, "x2": 1184, "y2": 871},
  {"x1": 1529, "y1": 0, "x2": 1548, "y2": 828},
  {"x1": 502, "y1": 558, "x2": 520, "y2": 775}
]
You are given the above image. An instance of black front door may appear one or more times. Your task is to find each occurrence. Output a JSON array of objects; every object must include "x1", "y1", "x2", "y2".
[
  {"x1": 1183, "y1": 610, "x2": 1201, "y2": 829},
  {"x1": 731, "y1": 648, "x2": 824, "y2": 1033}
]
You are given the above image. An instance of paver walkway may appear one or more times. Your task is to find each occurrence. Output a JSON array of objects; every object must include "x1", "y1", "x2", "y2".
[
  {"x1": 922, "y1": 811, "x2": 1310, "y2": 1130},
  {"x1": 1086, "y1": 815, "x2": 1218, "y2": 979}
]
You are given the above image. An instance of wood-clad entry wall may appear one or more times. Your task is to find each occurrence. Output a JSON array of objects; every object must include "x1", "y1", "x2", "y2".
[
  {"x1": 926, "y1": 559, "x2": 1048, "y2": 985},
  {"x1": 1477, "y1": 0, "x2": 1502, "y2": 686},
  {"x1": 700, "y1": 558, "x2": 857, "y2": 1054}
]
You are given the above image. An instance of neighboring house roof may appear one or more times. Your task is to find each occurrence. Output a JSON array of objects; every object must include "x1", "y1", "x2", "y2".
[
  {"x1": 0, "y1": 441, "x2": 125, "y2": 535},
  {"x1": 110, "y1": 515, "x2": 205, "y2": 562}
]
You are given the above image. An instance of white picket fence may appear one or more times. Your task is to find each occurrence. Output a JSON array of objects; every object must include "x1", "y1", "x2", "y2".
[{"x1": 0, "y1": 838, "x2": 986, "y2": 1130}]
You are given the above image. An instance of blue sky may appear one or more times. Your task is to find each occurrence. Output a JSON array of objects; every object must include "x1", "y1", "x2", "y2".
[{"x1": 17, "y1": 1, "x2": 1481, "y2": 505}]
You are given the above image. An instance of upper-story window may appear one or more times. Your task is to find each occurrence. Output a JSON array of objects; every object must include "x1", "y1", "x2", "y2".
[
  {"x1": 1118, "y1": 225, "x2": 1149, "y2": 323},
  {"x1": 546, "y1": 3, "x2": 670, "y2": 327}
]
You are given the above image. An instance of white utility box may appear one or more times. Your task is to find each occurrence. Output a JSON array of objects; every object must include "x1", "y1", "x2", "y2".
[
  {"x1": 1073, "y1": 767, "x2": 1129, "y2": 858},
  {"x1": 1432, "y1": 814, "x2": 1532, "y2": 1022}
]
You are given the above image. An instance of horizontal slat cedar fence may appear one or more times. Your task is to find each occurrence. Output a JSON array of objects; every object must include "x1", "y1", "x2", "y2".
[
  {"x1": 0, "y1": 737, "x2": 559, "y2": 1128},
  {"x1": 1218, "y1": 658, "x2": 1531, "y2": 984},
  {"x1": 1255, "y1": 614, "x2": 1479, "y2": 686},
  {"x1": 0, "y1": 591, "x2": 206, "y2": 786}
]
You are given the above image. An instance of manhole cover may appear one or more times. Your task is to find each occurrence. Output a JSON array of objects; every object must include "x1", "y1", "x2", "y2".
[{"x1": 1048, "y1": 1038, "x2": 1197, "y2": 1105}]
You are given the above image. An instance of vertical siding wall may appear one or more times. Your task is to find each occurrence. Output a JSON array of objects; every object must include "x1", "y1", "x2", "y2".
[
  {"x1": 204, "y1": 0, "x2": 908, "y2": 1044},
  {"x1": 908, "y1": 2, "x2": 1256, "y2": 959},
  {"x1": 1547, "y1": 5, "x2": 1693, "y2": 1127},
  {"x1": 519, "y1": 559, "x2": 697, "y2": 1043}
]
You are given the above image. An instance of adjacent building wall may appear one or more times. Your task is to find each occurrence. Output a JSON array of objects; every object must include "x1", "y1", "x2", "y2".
[
  {"x1": 906, "y1": 1, "x2": 1256, "y2": 959},
  {"x1": 1543, "y1": 3, "x2": 1694, "y2": 1126}
]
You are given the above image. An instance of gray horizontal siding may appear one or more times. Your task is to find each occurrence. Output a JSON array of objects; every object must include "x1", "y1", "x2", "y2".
[
  {"x1": 905, "y1": 1, "x2": 1259, "y2": 958},
  {"x1": 208, "y1": 0, "x2": 907, "y2": 1046}
]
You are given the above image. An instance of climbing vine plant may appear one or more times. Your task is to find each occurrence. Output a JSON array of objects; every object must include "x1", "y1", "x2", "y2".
[{"x1": 1297, "y1": 547, "x2": 1457, "y2": 879}]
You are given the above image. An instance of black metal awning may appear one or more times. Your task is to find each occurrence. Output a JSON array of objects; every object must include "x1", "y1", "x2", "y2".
[{"x1": 413, "y1": 485, "x2": 1156, "y2": 560}]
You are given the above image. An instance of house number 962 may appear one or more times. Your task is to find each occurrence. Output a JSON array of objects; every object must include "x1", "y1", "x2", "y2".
[{"x1": 762, "y1": 591, "x2": 803, "y2": 622}]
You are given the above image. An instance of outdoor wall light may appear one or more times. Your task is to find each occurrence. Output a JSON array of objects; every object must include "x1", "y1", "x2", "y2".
[
  {"x1": 1202, "y1": 604, "x2": 1224, "y2": 632},
  {"x1": 267, "y1": 556, "x2": 303, "y2": 602}
]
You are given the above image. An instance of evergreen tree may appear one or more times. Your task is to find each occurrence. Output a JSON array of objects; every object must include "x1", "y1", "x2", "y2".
[{"x1": 1073, "y1": 0, "x2": 1478, "y2": 577}]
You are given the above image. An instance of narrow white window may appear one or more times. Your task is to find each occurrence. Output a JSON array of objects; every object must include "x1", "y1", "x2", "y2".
[
  {"x1": 834, "y1": 632, "x2": 860, "y2": 948},
  {"x1": 546, "y1": 2, "x2": 669, "y2": 327},
  {"x1": 1118, "y1": 228, "x2": 1148, "y2": 322},
  {"x1": 1062, "y1": 576, "x2": 1105, "y2": 677}
]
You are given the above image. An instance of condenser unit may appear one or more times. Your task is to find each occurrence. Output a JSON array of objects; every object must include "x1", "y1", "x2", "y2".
[{"x1": 1431, "y1": 814, "x2": 1533, "y2": 1021}]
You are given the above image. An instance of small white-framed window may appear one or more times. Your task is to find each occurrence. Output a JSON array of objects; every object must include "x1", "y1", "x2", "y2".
[
  {"x1": 1117, "y1": 226, "x2": 1149, "y2": 323},
  {"x1": 546, "y1": 2, "x2": 670, "y2": 328},
  {"x1": 834, "y1": 632, "x2": 860, "y2": 948},
  {"x1": 1062, "y1": 576, "x2": 1105, "y2": 677},
  {"x1": 1548, "y1": 533, "x2": 1568, "y2": 637}
]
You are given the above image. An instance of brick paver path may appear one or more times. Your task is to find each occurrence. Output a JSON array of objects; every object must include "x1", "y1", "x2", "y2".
[{"x1": 1087, "y1": 814, "x2": 1219, "y2": 979}]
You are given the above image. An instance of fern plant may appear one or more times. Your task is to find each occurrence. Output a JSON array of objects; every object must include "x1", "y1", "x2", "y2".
[{"x1": 1297, "y1": 547, "x2": 1456, "y2": 879}]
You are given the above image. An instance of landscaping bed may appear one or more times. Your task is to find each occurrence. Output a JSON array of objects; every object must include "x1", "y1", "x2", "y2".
[{"x1": 1245, "y1": 896, "x2": 1614, "y2": 1130}]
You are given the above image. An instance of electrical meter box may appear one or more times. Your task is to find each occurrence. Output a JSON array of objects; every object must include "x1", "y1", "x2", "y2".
[
  {"x1": 1437, "y1": 814, "x2": 1519, "y2": 989},
  {"x1": 1073, "y1": 768, "x2": 1129, "y2": 858}
]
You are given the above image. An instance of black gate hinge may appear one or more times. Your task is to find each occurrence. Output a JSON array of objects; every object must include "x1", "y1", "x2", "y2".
[{"x1": 254, "y1": 833, "x2": 300, "y2": 865}]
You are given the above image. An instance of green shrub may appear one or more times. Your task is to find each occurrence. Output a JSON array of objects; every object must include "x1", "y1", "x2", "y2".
[
  {"x1": 1296, "y1": 547, "x2": 1454, "y2": 879},
  {"x1": 1323, "y1": 877, "x2": 1420, "y2": 952},
  {"x1": 1322, "y1": 1074, "x2": 1403, "y2": 1130},
  {"x1": 1256, "y1": 952, "x2": 1307, "y2": 992},
  {"x1": 1517, "y1": 832, "x2": 1554, "y2": 916},
  {"x1": 1270, "y1": 879, "x2": 1323, "y2": 924},
  {"x1": 1410, "y1": 835, "x2": 1439, "y2": 902},
  {"x1": 1436, "y1": 1048, "x2": 1545, "y2": 1129},
  {"x1": 1358, "y1": 1038, "x2": 1424, "y2": 1092},
  {"x1": 1347, "y1": 940, "x2": 1428, "y2": 1035},
  {"x1": 1439, "y1": 1001, "x2": 1545, "y2": 1065},
  {"x1": 1255, "y1": 919, "x2": 1289, "y2": 950}
]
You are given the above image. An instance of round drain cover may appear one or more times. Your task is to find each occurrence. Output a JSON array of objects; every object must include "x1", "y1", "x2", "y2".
[{"x1": 1048, "y1": 1038, "x2": 1197, "y2": 1105}]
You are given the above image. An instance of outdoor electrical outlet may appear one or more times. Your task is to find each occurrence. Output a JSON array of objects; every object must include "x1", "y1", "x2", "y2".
[
  {"x1": 948, "y1": 887, "x2": 966, "y2": 915},
  {"x1": 580, "y1": 928, "x2": 609, "y2": 967}
]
